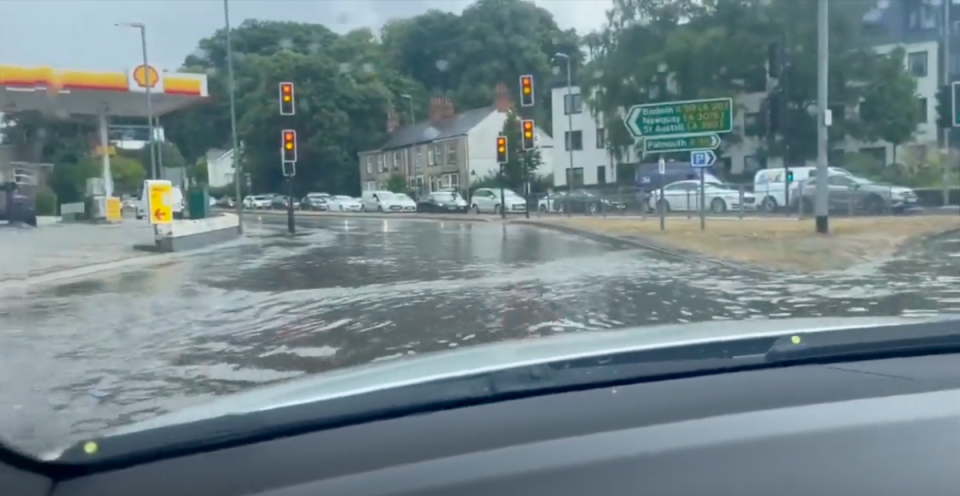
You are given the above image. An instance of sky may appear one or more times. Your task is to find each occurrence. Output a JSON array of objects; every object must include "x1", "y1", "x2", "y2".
[{"x1": 0, "y1": 0, "x2": 611, "y2": 71}]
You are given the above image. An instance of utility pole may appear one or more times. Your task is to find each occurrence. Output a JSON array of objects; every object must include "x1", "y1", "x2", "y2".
[
  {"x1": 815, "y1": 0, "x2": 830, "y2": 234},
  {"x1": 224, "y1": 0, "x2": 244, "y2": 233},
  {"x1": 943, "y1": 0, "x2": 953, "y2": 202}
]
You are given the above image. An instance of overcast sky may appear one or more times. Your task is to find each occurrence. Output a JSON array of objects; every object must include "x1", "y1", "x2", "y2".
[{"x1": 0, "y1": 0, "x2": 610, "y2": 71}]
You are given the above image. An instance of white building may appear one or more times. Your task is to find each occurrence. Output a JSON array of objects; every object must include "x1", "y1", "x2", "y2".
[
  {"x1": 550, "y1": 39, "x2": 940, "y2": 187},
  {"x1": 359, "y1": 85, "x2": 554, "y2": 194},
  {"x1": 205, "y1": 148, "x2": 236, "y2": 188}
]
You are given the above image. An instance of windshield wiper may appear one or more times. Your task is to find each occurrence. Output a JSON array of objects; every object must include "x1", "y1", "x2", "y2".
[{"x1": 56, "y1": 317, "x2": 960, "y2": 468}]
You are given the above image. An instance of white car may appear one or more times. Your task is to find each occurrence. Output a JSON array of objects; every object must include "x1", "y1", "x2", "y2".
[
  {"x1": 361, "y1": 191, "x2": 417, "y2": 212},
  {"x1": 470, "y1": 187, "x2": 527, "y2": 214},
  {"x1": 649, "y1": 180, "x2": 757, "y2": 213},
  {"x1": 243, "y1": 195, "x2": 272, "y2": 209},
  {"x1": 328, "y1": 195, "x2": 363, "y2": 212}
]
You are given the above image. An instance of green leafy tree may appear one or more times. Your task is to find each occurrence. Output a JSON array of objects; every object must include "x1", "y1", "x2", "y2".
[
  {"x1": 109, "y1": 155, "x2": 146, "y2": 193},
  {"x1": 386, "y1": 173, "x2": 407, "y2": 193},
  {"x1": 858, "y1": 47, "x2": 921, "y2": 164}
]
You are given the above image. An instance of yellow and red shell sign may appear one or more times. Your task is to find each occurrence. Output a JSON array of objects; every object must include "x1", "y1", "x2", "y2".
[
  {"x1": 132, "y1": 64, "x2": 160, "y2": 89},
  {"x1": 0, "y1": 64, "x2": 207, "y2": 97}
]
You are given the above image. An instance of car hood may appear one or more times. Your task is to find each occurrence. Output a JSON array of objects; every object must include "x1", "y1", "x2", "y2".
[{"x1": 84, "y1": 315, "x2": 946, "y2": 444}]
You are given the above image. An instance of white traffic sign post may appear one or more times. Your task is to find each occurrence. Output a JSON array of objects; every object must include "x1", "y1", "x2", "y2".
[
  {"x1": 657, "y1": 157, "x2": 666, "y2": 231},
  {"x1": 690, "y1": 151, "x2": 718, "y2": 231}
]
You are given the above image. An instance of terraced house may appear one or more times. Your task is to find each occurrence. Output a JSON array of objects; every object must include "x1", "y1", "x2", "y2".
[{"x1": 358, "y1": 83, "x2": 553, "y2": 196}]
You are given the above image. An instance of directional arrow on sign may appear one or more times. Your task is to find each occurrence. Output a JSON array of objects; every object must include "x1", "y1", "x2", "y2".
[
  {"x1": 643, "y1": 134, "x2": 721, "y2": 153},
  {"x1": 154, "y1": 209, "x2": 166, "y2": 221},
  {"x1": 689, "y1": 150, "x2": 717, "y2": 168}
]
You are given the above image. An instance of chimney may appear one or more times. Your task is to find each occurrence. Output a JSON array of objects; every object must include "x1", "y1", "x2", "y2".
[
  {"x1": 441, "y1": 96, "x2": 455, "y2": 119},
  {"x1": 429, "y1": 97, "x2": 446, "y2": 124},
  {"x1": 386, "y1": 107, "x2": 400, "y2": 133},
  {"x1": 494, "y1": 83, "x2": 510, "y2": 113}
]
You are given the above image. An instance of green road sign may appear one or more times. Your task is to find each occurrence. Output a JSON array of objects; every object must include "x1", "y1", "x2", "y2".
[
  {"x1": 624, "y1": 98, "x2": 733, "y2": 139},
  {"x1": 643, "y1": 134, "x2": 721, "y2": 153}
]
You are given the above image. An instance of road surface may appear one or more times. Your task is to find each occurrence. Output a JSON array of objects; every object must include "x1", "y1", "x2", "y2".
[{"x1": 1, "y1": 216, "x2": 959, "y2": 454}]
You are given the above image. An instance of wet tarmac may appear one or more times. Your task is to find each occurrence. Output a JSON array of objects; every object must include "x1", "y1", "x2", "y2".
[{"x1": 1, "y1": 216, "x2": 959, "y2": 455}]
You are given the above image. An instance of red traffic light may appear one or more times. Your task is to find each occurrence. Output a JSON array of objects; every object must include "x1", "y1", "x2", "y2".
[
  {"x1": 521, "y1": 76, "x2": 532, "y2": 95},
  {"x1": 281, "y1": 83, "x2": 292, "y2": 102}
]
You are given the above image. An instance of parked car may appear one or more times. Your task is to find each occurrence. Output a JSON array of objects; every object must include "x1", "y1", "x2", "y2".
[
  {"x1": 417, "y1": 191, "x2": 469, "y2": 213},
  {"x1": 327, "y1": 195, "x2": 362, "y2": 212},
  {"x1": 360, "y1": 191, "x2": 417, "y2": 212},
  {"x1": 537, "y1": 191, "x2": 566, "y2": 213},
  {"x1": 649, "y1": 180, "x2": 756, "y2": 213},
  {"x1": 554, "y1": 189, "x2": 627, "y2": 215},
  {"x1": 300, "y1": 194, "x2": 330, "y2": 211},
  {"x1": 789, "y1": 173, "x2": 917, "y2": 214},
  {"x1": 243, "y1": 195, "x2": 272, "y2": 209},
  {"x1": 270, "y1": 196, "x2": 299, "y2": 210},
  {"x1": 470, "y1": 187, "x2": 526, "y2": 214}
]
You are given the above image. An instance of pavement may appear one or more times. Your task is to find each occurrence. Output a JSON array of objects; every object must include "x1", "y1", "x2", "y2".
[
  {"x1": 0, "y1": 222, "x2": 157, "y2": 283},
  {"x1": 5, "y1": 215, "x2": 960, "y2": 455}
]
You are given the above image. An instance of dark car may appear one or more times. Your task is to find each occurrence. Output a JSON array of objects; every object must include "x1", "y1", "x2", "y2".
[
  {"x1": 299, "y1": 195, "x2": 329, "y2": 211},
  {"x1": 0, "y1": 182, "x2": 36, "y2": 226},
  {"x1": 555, "y1": 189, "x2": 626, "y2": 215},
  {"x1": 416, "y1": 191, "x2": 469, "y2": 213}
]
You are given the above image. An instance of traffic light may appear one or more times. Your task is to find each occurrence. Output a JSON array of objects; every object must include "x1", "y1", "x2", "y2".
[
  {"x1": 786, "y1": 170, "x2": 794, "y2": 183},
  {"x1": 281, "y1": 129, "x2": 297, "y2": 162},
  {"x1": 520, "y1": 119, "x2": 535, "y2": 150},
  {"x1": 519, "y1": 74, "x2": 534, "y2": 107},
  {"x1": 496, "y1": 136, "x2": 508, "y2": 164},
  {"x1": 279, "y1": 82, "x2": 295, "y2": 116}
]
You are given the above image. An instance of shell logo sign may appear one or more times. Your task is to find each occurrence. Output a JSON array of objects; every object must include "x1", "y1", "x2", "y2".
[{"x1": 132, "y1": 65, "x2": 160, "y2": 89}]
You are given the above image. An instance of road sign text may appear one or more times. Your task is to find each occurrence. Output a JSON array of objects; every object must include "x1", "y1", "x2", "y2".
[{"x1": 625, "y1": 98, "x2": 733, "y2": 139}]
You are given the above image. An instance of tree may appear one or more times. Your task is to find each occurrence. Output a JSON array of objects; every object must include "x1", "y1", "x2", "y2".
[
  {"x1": 500, "y1": 108, "x2": 542, "y2": 191},
  {"x1": 580, "y1": 0, "x2": 878, "y2": 164},
  {"x1": 858, "y1": 47, "x2": 921, "y2": 164},
  {"x1": 386, "y1": 173, "x2": 407, "y2": 193},
  {"x1": 109, "y1": 155, "x2": 146, "y2": 193}
]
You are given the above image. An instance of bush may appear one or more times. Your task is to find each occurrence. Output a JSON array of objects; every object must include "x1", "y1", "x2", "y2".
[{"x1": 34, "y1": 190, "x2": 58, "y2": 216}]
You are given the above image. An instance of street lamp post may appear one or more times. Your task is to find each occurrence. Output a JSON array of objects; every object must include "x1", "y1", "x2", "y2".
[
  {"x1": 116, "y1": 22, "x2": 156, "y2": 181},
  {"x1": 224, "y1": 0, "x2": 244, "y2": 233},
  {"x1": 553, "y1": 53, "x2": 574, "y2": 217}
]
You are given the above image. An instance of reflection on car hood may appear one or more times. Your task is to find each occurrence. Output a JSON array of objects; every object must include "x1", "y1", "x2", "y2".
[{"x1": 97, "y1": 315, "x2": 941, "y2": 440}]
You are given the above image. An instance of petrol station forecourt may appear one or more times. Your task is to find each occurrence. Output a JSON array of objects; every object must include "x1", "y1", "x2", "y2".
[{"x1": 0, "y1": 63, "x2": 210, "y2": 215}]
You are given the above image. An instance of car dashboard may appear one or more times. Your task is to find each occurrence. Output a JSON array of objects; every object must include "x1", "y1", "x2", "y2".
[{"x1": 3, "y1": 349, "x2": 960, "y2": 496}]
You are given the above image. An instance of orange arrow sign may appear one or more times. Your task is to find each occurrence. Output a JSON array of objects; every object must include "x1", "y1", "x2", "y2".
[{"x1": 154, "y1": 208, "x2": 166, "y2": 221}]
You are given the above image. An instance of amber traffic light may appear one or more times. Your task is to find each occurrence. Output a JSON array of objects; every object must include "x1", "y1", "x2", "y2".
[
  {"x1": 519, "y1": 74, "x2": 534, "y2": 107},
  {"x1": 279, "y1": 82, "x2": 295, "y2": 115},
  {"x1": 281, "y1": 129, "x2": 297, "y2": 162},
  {"x1": 521, "y1": 119, "x2": 535, "y2": 150},
  {"x1": 496, "y1": 136, "x2": 508, "y2": 164}
]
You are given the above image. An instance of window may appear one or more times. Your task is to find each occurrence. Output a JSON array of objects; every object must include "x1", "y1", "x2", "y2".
[
  {"x1": 365, "y1": 156, "x2": 373, "y2": 174},
  {"x1": 416, "y1": 147, "x2": 423, "y2": 169},
  {"x1": 564, "y1": 93, "x2": 583, "y2": 115},
  {"x1": 597, "y1": 166, "x2": 606, "y2": 185},
  {"x1": 564, "y1": 130, "x2": 583, "y2": 151},
  {"x1": 566, "y1": 167, "x2": 584, "y2": 186},
  {"x1": 908, "y1": 51, "x2": 928, "y2": 77},
  {"x1": 665, "y1": 182, "x2": 696, "y2": 191},
  {"x1": 917, "y1": 97, "x2": 928, "y2": 123},
  {"x1": 377, "y1": 154, "x2": 384, "y2": 172},
  {"x1": 908, "y1": 5, "x2": 938, "y2": 30},
  {"x1": 427, "y1": 146, "x2": 435, "y2": 166},
  {"x1": 596, "y1": 127, "x2": 606, "y2": 148},
  {"x1": 393, "y1": 151, "x2": 401, "y2": 170},
  {"x1": 442, "y1": 173, "x2": 460, "y2": 189},
  {"x1": 744, "y1": 112, "x2": 760, "y2": 137},
  {"x1": 447, "y1": 142, "x2": 457, "y2": 165},
  {"x1": 365, "y1": 181, "x2": 376, "y2": 191}
]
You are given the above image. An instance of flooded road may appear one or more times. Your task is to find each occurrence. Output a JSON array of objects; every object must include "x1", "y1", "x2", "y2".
[{"x1": 1, "y1": 217, "x2": 959, "y2": 455}]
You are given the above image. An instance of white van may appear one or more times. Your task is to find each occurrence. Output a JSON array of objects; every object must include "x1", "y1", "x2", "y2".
[
  {"x1": 136, "y1": 183, "x2": 185, "y2": 220},
  {"x1": 753, "y1": 166, "x2": 853, "y2": 212}
]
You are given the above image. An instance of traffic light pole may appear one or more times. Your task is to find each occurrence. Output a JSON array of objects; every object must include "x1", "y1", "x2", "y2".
[
  {"x1": 287, "y1": 175, "x2": 295, "y2": 235},
  {"x1": 814, "y1": 0, "x2": 830, "y2": 234}
]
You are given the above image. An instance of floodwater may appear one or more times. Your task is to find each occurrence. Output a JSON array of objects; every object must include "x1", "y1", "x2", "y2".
[{"x1": 1, "y1": 216, "x2": 958, "y2": 455}]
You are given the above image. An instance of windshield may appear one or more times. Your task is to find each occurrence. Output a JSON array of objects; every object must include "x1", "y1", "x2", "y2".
[{"x1": 6, "y1": 0, "x2": 959, "y2": 466}]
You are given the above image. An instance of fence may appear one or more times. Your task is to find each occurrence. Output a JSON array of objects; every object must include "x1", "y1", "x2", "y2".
[{"x1": 533, "y1": 182, "x2": 960, "y2": 219}]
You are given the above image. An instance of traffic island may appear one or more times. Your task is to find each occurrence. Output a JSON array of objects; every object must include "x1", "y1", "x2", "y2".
[
  {"x1": 135, "y1": 213, "x2": 240, "y2": 253},
  {"x1": 526, "y1": 216, "x2": 960, "y2": 272}
]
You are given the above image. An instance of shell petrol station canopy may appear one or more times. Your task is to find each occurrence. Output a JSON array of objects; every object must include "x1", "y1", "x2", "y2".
[{"x1": 0, "y1": 64, "x2": 209, "y2": 118}]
